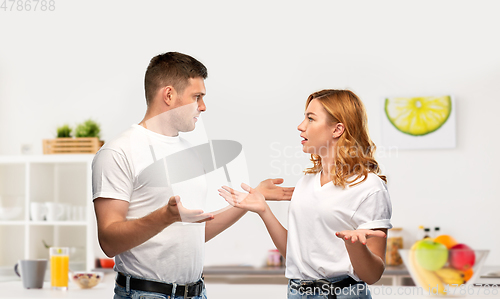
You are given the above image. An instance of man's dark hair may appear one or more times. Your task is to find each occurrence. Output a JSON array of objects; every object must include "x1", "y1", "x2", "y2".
[{"x1": 144, "y1": 52, "x2": 208, "y2": 105}]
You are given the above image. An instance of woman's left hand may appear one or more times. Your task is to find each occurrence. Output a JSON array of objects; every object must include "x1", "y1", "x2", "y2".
[
  {"x1": 255, "y1": 178, "x2": 294, "y2": 201},
  {"x1": 335, "y1": 229, "x2": 386, "y2": 245}
]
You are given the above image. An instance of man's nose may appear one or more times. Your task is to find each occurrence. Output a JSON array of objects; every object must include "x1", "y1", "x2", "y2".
[{"x1": 198, "y1": 99, "x2": 206, "y2": 112}]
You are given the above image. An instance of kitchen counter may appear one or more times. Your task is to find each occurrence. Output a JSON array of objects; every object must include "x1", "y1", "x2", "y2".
[
  {"x1": 2, "y1": 273, "x2": 500, "y2": 299},
  {"x1": 202, "y1": 264, "x2": 411, "y2": 285},
  {"x1": 3, "y1": 266, "x2": 499, "y2": 298},
  {"x1": 203, "y1": 265, "x2": 288, "y2": 284}
]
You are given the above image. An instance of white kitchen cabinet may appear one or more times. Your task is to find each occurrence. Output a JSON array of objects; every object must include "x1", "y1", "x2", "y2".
[{"x1": 0, "y1": 155, "x2": 97, "y2": 275}]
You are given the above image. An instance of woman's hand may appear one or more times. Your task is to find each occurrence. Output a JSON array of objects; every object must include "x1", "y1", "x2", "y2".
[
  {"x1": 255, "y1": 178, "x2": 294, "y2": 201},
  {"x1": 335, "y1": 229, "x2": 386, "y2": 245},
  {"x1": 219, "y1": 183, "x2": 268, "y2": 215}
]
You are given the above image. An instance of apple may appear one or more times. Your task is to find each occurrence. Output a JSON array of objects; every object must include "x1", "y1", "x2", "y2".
[
  {"x1": 449, "y1": 243, "x2": 475, "y2": 271},
  {"x1": 414, "y1": 239, "x2": 449, "y2": 271}
]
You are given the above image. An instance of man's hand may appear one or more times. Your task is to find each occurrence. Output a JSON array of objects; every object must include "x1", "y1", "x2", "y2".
[
  {"x1": 255, "y1": 178, "x2": 294, "y2": 201},
  {"x1": 166, "y1": 195, "x2": 214, "y2": 223}
]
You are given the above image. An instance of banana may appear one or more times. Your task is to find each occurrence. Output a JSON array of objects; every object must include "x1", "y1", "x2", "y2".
[
  {"x1": 410, "y1": 244, "x2": 447, "y2": 295},
  {"x1": 409, "y1": 245, "x2": 428, "y2": 287},
  {"x1": 435, "y1": 268, "x2": 466, "y2": 285}
]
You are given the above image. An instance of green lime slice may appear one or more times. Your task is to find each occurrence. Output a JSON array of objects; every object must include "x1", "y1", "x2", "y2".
[{"x1": 385, "y1": 96, "x2": 452, "y2": 136}]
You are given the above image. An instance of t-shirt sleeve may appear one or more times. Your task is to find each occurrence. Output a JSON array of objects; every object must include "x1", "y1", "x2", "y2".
[
  {"x1": 351, "y1": 190, "x2": 392, "y2": 230},
  {"x1": 92, "y1": 149, "x2": 133, "y2": 202}
]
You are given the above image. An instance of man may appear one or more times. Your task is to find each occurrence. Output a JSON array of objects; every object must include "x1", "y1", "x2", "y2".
[{"x1": 92, "y1": 52, "x2": 293, "y2": 299}]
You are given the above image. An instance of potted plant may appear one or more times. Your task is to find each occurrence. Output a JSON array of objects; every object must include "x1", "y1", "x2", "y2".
[
  {"x1": 43, "y1": 119, "x2": 104, "y2": 154},
  {"x1": 57, "y1": 124, "x2": 72, "y2": 138},
  {"x1": 74, "y1": 119, "x2": 101, "y2": 139}
]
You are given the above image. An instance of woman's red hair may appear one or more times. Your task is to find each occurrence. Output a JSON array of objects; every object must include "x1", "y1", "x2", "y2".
[{"x1": 304, "y1": 89, "x2": 386, "y2": 188}]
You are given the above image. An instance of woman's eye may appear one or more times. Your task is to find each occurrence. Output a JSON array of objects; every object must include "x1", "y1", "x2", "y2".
[{"x1": 308, "y1": 117, "x2": 313, "y2": 122}]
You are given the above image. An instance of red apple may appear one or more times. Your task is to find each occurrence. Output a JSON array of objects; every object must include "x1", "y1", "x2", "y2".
[{"x1": 449, "y1": 243, "x2": 475, "y2": 271}]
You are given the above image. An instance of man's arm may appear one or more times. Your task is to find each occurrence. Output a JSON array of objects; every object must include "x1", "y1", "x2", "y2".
[{"x1": 94, "y1": 196, "x2": 213, "y2": 257}]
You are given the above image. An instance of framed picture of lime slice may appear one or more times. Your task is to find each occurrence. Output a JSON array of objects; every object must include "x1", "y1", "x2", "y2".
[{"x1": 381, "y1": 95, "x2": 456, "y2": 149}]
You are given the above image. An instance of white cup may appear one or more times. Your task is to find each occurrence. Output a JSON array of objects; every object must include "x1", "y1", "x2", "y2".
[
  {"x1": 30, "y1": 203, "x2": 47, "y2": 221},
  {"x1": 45, "y1": 203, "x2": 64, "y2": 221},
  {"x1": 78, "y1": 206, "x2": 86, "y2": 221},
  {"x1": 71, "y1": 206, "x2": 79, "y2": 221},
  {"x1": 61, "y1": 204, "x2": 72, "y2": 221}
]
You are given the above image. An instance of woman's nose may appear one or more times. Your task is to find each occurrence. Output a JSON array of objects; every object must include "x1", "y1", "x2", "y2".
[{"x1": 297, "y1": 119, "x2": 306, "y2": 131}]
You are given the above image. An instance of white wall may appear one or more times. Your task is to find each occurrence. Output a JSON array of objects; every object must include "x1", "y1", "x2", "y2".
[{"x1": 1, "y1": 0, "x2": 499, "y2": 266}]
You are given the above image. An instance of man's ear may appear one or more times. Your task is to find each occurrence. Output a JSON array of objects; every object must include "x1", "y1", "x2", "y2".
[
  {"x1": 332, "y1": 123, "x2": 345, "y2": 139},
  {"x1": 162, "y1": 86, "x2": 175, "y2": 106}
]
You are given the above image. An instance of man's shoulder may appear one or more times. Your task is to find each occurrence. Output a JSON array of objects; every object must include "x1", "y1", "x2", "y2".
[
  {"x1": 101, "y1": 125, "x2": 145, "y2": 150},
  {"x1": 94, "y1": 125, "x2": 144, "y2": 160}
]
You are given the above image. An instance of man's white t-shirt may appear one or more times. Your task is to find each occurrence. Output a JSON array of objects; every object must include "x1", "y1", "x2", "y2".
[
  {"x1": 285, "y1": 172, "x2": 392, "y2": 281},
  {"x1": 92, "y1": 124, "x2": 207, "y2": 284}
]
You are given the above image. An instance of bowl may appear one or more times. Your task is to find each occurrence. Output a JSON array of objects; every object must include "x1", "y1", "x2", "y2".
[
  {"x1": 399, "y1": 248, "x2": 489, "y2": 296},
  {"x1": 70, "y1": 271, "x2": 104, "y2": 289},
  {"x1": 0, "y1": 207, "x2": 22, "y2": 220},
  {"x1": 99, "y1": 258, "x2": 115, "y2": 268}
]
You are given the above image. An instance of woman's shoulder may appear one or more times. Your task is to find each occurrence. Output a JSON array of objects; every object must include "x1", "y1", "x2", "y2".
[
  {"x1": 350, "y1": 172, "x2": 388, "y2": 193},
  {"x1": 366, "y1": 172, "x2": 387, "y2": 186}
]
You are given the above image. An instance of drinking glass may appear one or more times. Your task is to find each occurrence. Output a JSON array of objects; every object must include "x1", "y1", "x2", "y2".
[{"x1": 50, "y1": 247, "x2": 69, "y2": 290}]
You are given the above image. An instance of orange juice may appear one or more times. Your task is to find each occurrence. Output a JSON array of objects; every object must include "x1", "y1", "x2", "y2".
[{"x1": 50, "y1": 248, "x2": 69, "y2": 289}]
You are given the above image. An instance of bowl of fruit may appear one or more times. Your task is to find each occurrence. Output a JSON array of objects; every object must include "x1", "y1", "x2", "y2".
[
  {"x1": 399, "y1": 235, "x2": 489, "y2": 296},
  {"x1": 70, "y1": 271, "x2": 104, "y2": 289}
]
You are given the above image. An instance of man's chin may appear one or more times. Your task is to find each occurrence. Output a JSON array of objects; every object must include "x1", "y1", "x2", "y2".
[{"x1": 179, "y1": 125, "x2": 196, "y2": 133}]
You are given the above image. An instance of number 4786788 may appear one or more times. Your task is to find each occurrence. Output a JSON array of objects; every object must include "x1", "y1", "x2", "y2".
[{"x1": 1, "y1": 0, "x2": 56, "y2": 12}]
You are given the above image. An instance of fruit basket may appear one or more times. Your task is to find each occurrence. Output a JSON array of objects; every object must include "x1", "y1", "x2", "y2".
[{"x1": 400, "y1": 241, "x2": 489, "y2": 296}]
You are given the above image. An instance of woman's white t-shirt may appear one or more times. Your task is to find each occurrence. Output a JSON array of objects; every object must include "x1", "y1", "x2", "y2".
[{"x1": 285, "y1": 172, "x2": 392, "y2": 281}]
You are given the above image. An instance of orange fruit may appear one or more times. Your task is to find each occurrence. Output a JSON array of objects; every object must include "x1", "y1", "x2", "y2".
[
  {"x1": 463, "y1": 268, "x2": 474, "y2": 282},
  {"x1": 433, "y1": 234, "x2": 458, "y2": 249}
]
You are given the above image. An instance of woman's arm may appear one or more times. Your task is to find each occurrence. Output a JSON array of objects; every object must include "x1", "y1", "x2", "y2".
[
  {"x1": 336, "y1": 228, "x2": 388, "y2": 284},
  {"x1": 257, "y1": 204, "x2": 288, "y2": 257},
  {"x1": 219, "y1": 184, "x2": 288, "y2": 257},
  {"x1": 206, "y1": 178, "x2": 293, "y2": 242}
]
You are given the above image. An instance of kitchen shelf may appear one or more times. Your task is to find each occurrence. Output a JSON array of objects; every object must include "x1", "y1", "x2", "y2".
[
  {"x1": 29, "y1": 221, "x2": 88, "y2": 226},
  {"x1": 0, "y1": 221, "x2": 25, "y2": 225},
  {"x1": 0, "y1": 155, "x2": 97, "y2": 273}
]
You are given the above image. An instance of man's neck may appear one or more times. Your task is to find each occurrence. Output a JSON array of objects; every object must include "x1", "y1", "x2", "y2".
[{"x1": 139, "y1": 115, "x2": 179, "y2": 137}]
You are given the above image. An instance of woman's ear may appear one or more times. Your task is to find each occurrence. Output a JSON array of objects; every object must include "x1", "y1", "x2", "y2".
[{"x1": 332, "y1": 123, "x2": 345, "y2": 139}]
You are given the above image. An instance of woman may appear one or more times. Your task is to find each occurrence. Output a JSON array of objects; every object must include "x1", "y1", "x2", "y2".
[{"x1": 219, "y1": 89, "x2": 392, "y2": 298}]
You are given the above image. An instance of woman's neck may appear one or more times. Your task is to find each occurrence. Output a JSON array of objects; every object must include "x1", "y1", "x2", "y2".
[{"x1": 320, "y1": 155, "x2": 336, "y2": 179}]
